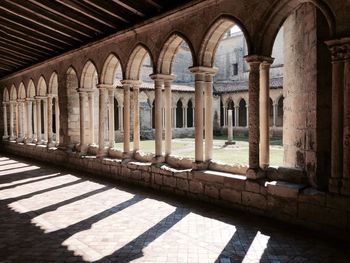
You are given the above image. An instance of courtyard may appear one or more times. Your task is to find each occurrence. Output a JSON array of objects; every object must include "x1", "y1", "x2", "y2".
[
  {"x1": 0, "y1": 155, "x2": 349, "y2": 263},
  {"x1": 115, "y1": 137, "x2": 284, "y2": 166}
]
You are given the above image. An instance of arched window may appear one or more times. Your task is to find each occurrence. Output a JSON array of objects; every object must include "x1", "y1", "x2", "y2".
[
  {"x1": 187, "y1": 100, "x2": 193, "y2": 128},
  {"x1": 176, "y1": 100, "x2": 183, "y2": 128},
  {"x1": 239, "y1": 99, "x2": 247, "y2": 127},
  {"x1": 220, "y1": 99, "x2": 224, "y2": 127},
  {"x1": 269, "y1": 98, "x2": 274, "y2": 127},
  {"x1": 114, "y1": 98, "x2": 119, "y2": 130},
  {"x1": 277, "y1": 96, "x2": 284, "y2": 127}
]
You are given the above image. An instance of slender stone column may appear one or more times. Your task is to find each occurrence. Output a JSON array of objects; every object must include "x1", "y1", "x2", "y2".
[
  {"x1": 342, "y1": 44, "x2": 350, "y2": 195},
  {"x1": 234, "y1": 105, "x2": 239, "y2": 127},
  {"x1": 32, "y1": 99, "x2": 37, "y2": 143},
  {"x1": 78, "y1": 91, "x2": 88, "y2": 153},
  {"x1": 204, "y1": 71, "x2": 217, "y2": 161},
  {"x1": 227, "y1": 110, "x2": 233, "y2": 142},
  {"x1": 259, "y1": 59, "x2": 274, "y2": 169},
  {"x1": 43, "y1": 98, "x2": 48, "y2": 143},
  {"x1": 223, "y1": 106, "x2": 227, "y2": 127},
  {"x1": 9, "y1": 102, "x2": 14, "y2": 140},
  {"x1": 3, "y1": 102, "x2": 8, "y2": 139},
  {"x1": 36, "y1": 98, "x2": 42, "y2": 143},
  {"x1": 108, "y1": 87, "x2": 115, "y2": 148},
  {"x1": 184, "y1": 107, "x2": 188, "y2": 128},
  {"x1": 245, "y1": 55, "x2": 264, "y2": 179},
  {"x1": 47, "y1": 95, "x2": 53, "y2": 146},
  {"x1": 133, "y1": 83, "x2": 140, "y2": 152},
  {"x1": 55, "y1": 97, "x2": 60, "y2": 145},
  {"x1": 164, "y1": 76, "x2": 175, "y2": 156},
  {"x1": 16, "y1": 100, "x2": 24, "y2": 142},
  {"x1": 22, "y1": 100, "x2": 27, "y2": 142},
  {"x1": 122, "y1": 81, "x2": 131, "y2": 155},
  {"x1": 87, "y1": 91, "x2": 95, "y2": 145},
  {"x1": 273, "y1": 102, "x2": 278, "y2": 127},
  {"x1": 173, "y1": 107, "x2": 176, "y2": 128},
  {"x1": 150, "y1": 75, "x2": 164, "y2": 159},
  {"x1": 97, "y1": 84, "x2": 109, "y2": 155},
  {"x1": 26, "y1": 99, "x2": 33, "y2": 143},
  {"x1": 118, "y1": 105, "x2": 123, "y2": 131},
  {"x1": 328, "y1": 46, "x2": 345, "y2": 193},
  {"x1": 15, "y1": 101, "x2": 19, "y2": 140}
]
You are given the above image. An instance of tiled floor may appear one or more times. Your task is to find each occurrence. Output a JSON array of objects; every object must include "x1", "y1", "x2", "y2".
[{"x1": 0, "y1": 155, "x2": 349, "y2": 263}]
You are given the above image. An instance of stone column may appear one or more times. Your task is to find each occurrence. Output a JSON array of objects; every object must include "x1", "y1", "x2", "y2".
[
  {"x1": 328, "y1": 45, "x2": 345, "y2": 193},
  {"x1": 273, "y1": 102, "x2": 278, "y2": 127},
  {"x1": 234, "y1": 105, "x2": 239, "y2": 127},
  {"x1": 108, "y1": 87, "x2": 115, "y2": 148},
  {"x1": 43, "y1": 98, "x2": 48, "y2": 143},
  {"x1": 259, "y1": 59, "x2": 274, "y2": 169},
  {"x1": 2, "y1": 102, "x2": 8, "y2": 139},
  {"x1": 173, "y1": 107, "x2": 176, "y2": 128},
  {"x1": 227, "y1": 110, "x2": 233, "y2": 142},
  {"x1": 132, "y1": 83, "x2": 141, "y2": 152},
  {"x1": 190, "y1": 67, "x2": 206, "y2": 162},
  {"x1": 55, "y1": 97, "x2": 60, "y2": 145},
  {"x1": 97, "y1": 84, "x2": 109, "y2": 155},
  {"x1": 78, "y1": 90, "x2": 88, "y2": 153},
  {"x1": 164, "y1": 76, "x2": 175, "y2": 156},
  {"x1": 47, "y1": 95, "x2": 53, "y2": 146},
  {"x1": 118, "y1": 105, "x2": 123, "y2": 131},
  {"x1": 342, "y1": 44, "x2": 350, "y2": 194},
  {"x1": 36, "y1": 98, "x2": 42, "y2": 143},
  {"x1": 9, "y1": 102, "x2": 14, "y2": 140},
  {"x1": 26, "y1": 99, "x2": 33, "y2": 143},
  {"x1": 122, "y1": 81, "x2": 131, "y2": 155},
  {"x1": 245, "y1": 56, "x2": 264, "y2": 179},
  {"x1": 15, "y1": 101, "x2": 19, "y2": 140},
  {"x1": 16, "y1": 100, "x2": 24, "y2": 142},
  {"x1": 87, "y1": 91, "x2": 95, "y2": 145},
  {"x1": 184, "y1": 106, "x2": 188, "y2": 128},
  {"x1": 223, "y1": 106, "x2": 227, "y2": 127},
  {"x1": 32, "y1": 99, "x2": 37, "y2": 143},
  {"x1": 204, "y1": 70, "x2": 217, "y2": 161},
  {"x1": 22, "y1": 100, "x2": 27, "y2": 142}
]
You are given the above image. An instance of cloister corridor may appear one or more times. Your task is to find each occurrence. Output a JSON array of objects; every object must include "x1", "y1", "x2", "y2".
[{"x1": 0, "y1": 154, "x2": 348, "y2": 263}]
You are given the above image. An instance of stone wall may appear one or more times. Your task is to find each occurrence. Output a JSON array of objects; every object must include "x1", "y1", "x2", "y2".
[{"x1": 3, "y1": 142, "x2": 349, "y2": 240}]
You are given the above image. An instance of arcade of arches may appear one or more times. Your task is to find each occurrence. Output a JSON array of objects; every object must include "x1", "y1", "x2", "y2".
[{"x1": 1, "y1": 0, "x2": 350, "y2": 240}]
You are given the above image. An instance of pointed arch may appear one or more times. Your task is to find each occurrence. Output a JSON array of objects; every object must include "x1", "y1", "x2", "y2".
[
  {"x1": 199, "y1": 16, "x2": 251, "y2": 67},
  {"x1": 37, "y1": 76, "x2": 47, "y2": 96},
  {"x1": 48, "y1": 72, "x2": 58, "y2": 95},
  {"x1": 27, "y1": 79, "x2": 36, "y2": 98},
  {"x1": 125, "y1": 44, "x2": 153, "y2": 80},
  {"x1": 81, "y1": 60, "x2": 98, "y2": 89},
  {"x1": 18, "y1": 82, "x2": 26, "y2": 99},
  {"x1": 3, "y1": 87, "x2": 9, "y2": 102},
  {"x1": 10, "y1": 85, "x2": 17, "y2": 100},
  {"x1": 101, "y1": 53, "x2": 122, "y2": 85},
  {"x1": 157, "y1": 32, "x2": 195, "y2": 75},
  {"x1": 66, "y1": 66, "x2": 80, "y2": 145}
]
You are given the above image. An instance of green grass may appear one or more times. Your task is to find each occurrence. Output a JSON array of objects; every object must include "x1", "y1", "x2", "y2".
[{"x1": 115, "y1": 137, "x2": 284, "y2": 166}]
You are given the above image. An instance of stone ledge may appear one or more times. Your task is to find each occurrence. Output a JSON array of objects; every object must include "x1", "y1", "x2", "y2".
[
  {"x1": 193, "y1": 170, "x2": 246, "y2": 190},
  {"x1": 266, "y1": 181, "x2": 306, "y2": 198}
]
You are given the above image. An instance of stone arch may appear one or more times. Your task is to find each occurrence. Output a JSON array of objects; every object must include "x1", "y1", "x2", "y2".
[
  {"x1": 269, "y1": 97, "x2": 274, "y2": 127},
  {"x1": 27, "y1": 79, "x2": 36, "y2": 98},
  {"x1": 157, "y1": 32, "x2": 195, "y2": 75},
  {"x1": 81, "y1": 60, "x2": 98, "y2": 89},
  {"x1": 66, "y1": 66, "x2": 80, "y2": 145},
  {"x1": 18, "y1": 82, "x2": 26, "y2": 99},
  {"x1": 199, "y1": 16, "x2": 251, "y2": 67},
  {"x1": 187, "y1": 99, "x2": 193, "y2": 128},
  {"x1": 48, "y1": 72, "x2": 58, "y2": 95},
  {"x1": 37, "y1": 76, "x2": 47, "y2": 96},
  {"x1": 125, "y1": 44, "x2": 153, "y2": 80},
  {"x1": 3, "y1": 87, "x2": 9, "y2": 102},
  {"x1": 277, "y1": 96, "x2": 284, "y2": 127},
  {"x1": 238, "y1": 98, "x2": 247, "y2": 127},
  {"x1": 176, "y1": 99, "x2": 184, "y2": 128},
  {"x1": 10, "y1": 85, "x2": 17, "y2": 100},
  {"x1": 101, "y1": 53, "x2": 122, "y2": 85},
  {"x1": 258, "y1": 0, "x2": 335, "y2": 56}
]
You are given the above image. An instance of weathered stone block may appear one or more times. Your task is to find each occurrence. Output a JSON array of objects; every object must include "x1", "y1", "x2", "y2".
[
  {"x1": 205, "y1": 185, "x2": 219, "y2": 199},
  {"x1": 220, "y1": 188, "x2": 241, "y2": 204},
  {"x1": 131, "y1": 170, "x2": 141, "y2": 181},
  {"x1": 176, "y1": 178, "x2": 189, "y2": 191},
  {"x1": 245, "y1": 179, "x2": 261, "y2": 193},
  {"x1": 163, "y1": 176, "x2": 176, "y2": 188},
  {"x1": 267, "y1": 195, "x2": 297, "y2": 217},
  {"x1": 189, "y1": 181, "x2": 203, "y2": 194},
  {"x1": 266, "y1": 181, "x2": 306, "y2": 199},
  {"x1": 242, "y1": 191, "x2": 267, "y2": 210},
  {"x1": 299, "y1": 187, "x2": 326, "y2": 206},
  {"x1": 326, "y1": 194, "x2": 350, "y2": 212}
]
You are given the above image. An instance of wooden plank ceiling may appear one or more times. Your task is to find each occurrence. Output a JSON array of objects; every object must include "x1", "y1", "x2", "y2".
[{"x1": 0, "y1": 0, "x2": 192, "y2": 78}]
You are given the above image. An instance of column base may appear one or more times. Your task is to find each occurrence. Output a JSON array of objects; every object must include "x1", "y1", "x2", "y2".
[
  {"x1": 77, "y1": 143, "x2": 88, "y2": 154},
  {"x1": 16, "y1": 137, "x2": 24, "y2": 143},
  {"x1": 246, "y1": 168, "x2": 266, "y2": 179},
  {"x1": 152, "y1": 156, "x2": 165, "y2": 164},
  {"x1": 47, "y1": 141, "x2": 57, "y2": 148},
  {"x1": 341, "y1": 178, "x2": 350, "y2": 196},
  {"x1": 192, "y1": 161, "x2": 209, "y2": 171},
  {"x1": 2, "y1": 135, "x2": 9, "y2": 140},
  {"x1": 329, "y1": 178, "x2": 342, "y2": 194},
  {"x1": 123, "y1": 151, "x2": 133, "y2": 159},
  {"x1": 97, "y1": 147, "x2": 108, "y2": 158}
]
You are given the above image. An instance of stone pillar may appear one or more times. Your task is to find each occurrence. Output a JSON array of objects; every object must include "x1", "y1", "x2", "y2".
[
  {"x1": 204, "y1": 70, "x2": 217, "y2": 161},
  {"x1": 164, "y1": 76, "x2": 175, "y2": 156},
  {"x1": 22, "y1": 100, "x2": 27, "y2": 142},
  {"x1": 118, "y1": 105, "x2": 123, "y2": 131},
  {"x1": 47, "y1": 95, "x2": 53, "y2": 146},
  {"x1": 2, "y1": 102, "x2": 8, "y2": 139},
  {"x1": 55, "y1": 97, "x2": 60, "y2": 145},
  {"x1": 173, "y1": 107, "x2": 176, "y2": 128},
  {"x1": 32, "y1": 99, "x2": 37, "y2": 143},
  {"x1": 245, "y1": 56, "x2": 264, "y2": 179},
  {"x1": 122, "y1": 81, "x2": 131, "y2": 155},
  {"x1": 15, "y1": 101, "x2": 19, "y2": 140},
  {"x1": 259, "y1": 59, "x2": 274, "y2": 169},
  {"x1": 26, "y1": 99, "x2": 33, "y2": 143},
  {"x1": 78, "y1": 90, "x2": 88, "y2": 153},
  {"x1": 16, "y1": 100, "x2": 24, "y2": 142},
  {"x1": 234, "y1": 105, "x2": 239, "y2": 127},
  {"x1": 327, "y1": 45, "x2": 345, "y2": 193},
  {"x1": 132, "y1": 83, "x2": 141, "y2": 152},
  {"x1": 43, "y1": 98, "x2": 48, "y2": 143},
  {"x1": 150, "y1": 75, "x2": 164, "y2": 159},
  {"x1": 227, "y1": 110, "x2": 233, "y2": 142},
  {"x1": 97, "y1": 84, "x2": 109, "y2": 155},
  {"x1": 223, "y1": 106, "x2": 227, "y2": 127},
  {"x1": 184, "y1": 107, "x2": 188, "y2": 128},
  {"x1": 108, "y1": 87, "x2": 115, "y2": 148},
  {"x1": 273, "y1": 102, "x2": 278, "y2": 127},
  {"x1": 342, "y1": 44, "x2": 350, "y2": 194},
  {"x1": 87, "y1": 91, "x2": 95, "y2": 145},
  {"x1": 9, "y1": 102, "x2": 14, "y2": 140},
  {"x1": 36, "y1": 98, "x2": 42, "y2": 143}
]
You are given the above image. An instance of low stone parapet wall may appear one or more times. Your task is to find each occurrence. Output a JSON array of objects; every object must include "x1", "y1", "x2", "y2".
[{"x1": 2, "y1": 142, "x2": 349, "y2": 240}]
